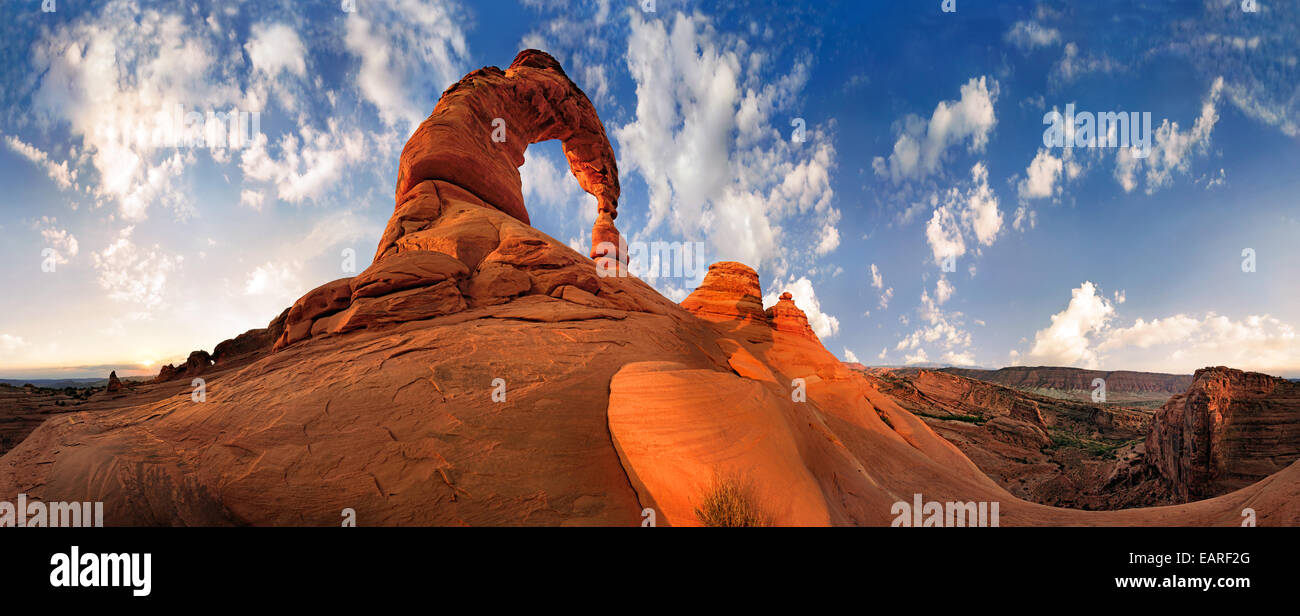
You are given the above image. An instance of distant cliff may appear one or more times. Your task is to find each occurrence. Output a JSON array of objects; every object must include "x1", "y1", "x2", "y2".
[
  {"x1": 1146, "y1": 366, "x2": 1300, "y2": 501},
  {"x1": 942, "y1": 366, "x2": 1191, "y2": 395}
]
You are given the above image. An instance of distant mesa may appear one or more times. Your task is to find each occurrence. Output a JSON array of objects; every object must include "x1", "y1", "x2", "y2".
[{"x1": 942, "y1": 366, "x2": 1192, "y2": 396}]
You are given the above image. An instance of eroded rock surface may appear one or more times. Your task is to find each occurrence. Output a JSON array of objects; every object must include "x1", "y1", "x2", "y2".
[{"x1": 1146, "y1": 366, "x2": 1300, "y2": 500}]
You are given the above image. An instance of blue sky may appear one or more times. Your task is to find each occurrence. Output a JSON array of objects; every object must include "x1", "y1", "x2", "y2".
[{"x1": 1, "y1": 0, "x2": 1297, "y2": 378}]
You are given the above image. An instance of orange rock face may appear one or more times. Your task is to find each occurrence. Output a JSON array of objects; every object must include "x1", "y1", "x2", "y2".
[
  {"x1": 765, "y1": 291, "x2": 821, "y2": 344},
  {"x1": 680, "y1": 261, "x2": 766, "y2": 324},
  {"x1": 274, "y1": 50, "x2": 629, "y2": 352},
  {"x1": 387, "y1": 49, "x2": 621, "y2": 262},
  {"x1": 1146, "y1": 366, "x2": 1300, "y2": 500}
]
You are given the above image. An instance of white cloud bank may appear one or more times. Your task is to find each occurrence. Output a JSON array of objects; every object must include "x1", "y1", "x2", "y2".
[{"x1": 1014, "y1": 281, "x2": 1300, "y2": 375}]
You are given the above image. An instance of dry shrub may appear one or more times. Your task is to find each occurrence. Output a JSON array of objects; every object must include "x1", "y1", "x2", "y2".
[{"x1": 694, "y1": 475, "x2": 772, "y2": 527}]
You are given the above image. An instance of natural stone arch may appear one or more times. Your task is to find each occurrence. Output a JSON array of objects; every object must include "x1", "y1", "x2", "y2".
[{"x1": 381, "y1": 49, "x2": 622, "y2": 264}]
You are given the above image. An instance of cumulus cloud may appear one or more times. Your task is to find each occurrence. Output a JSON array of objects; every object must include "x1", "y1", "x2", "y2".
[
  {"x1": 1018, "y1": 281, "x2": 1300, "y2": 374},
  {"x1": 873, "y1": 76, "x2": 999, "y2": 183},
  {"x1": 246, "y1": 23, "x2": 307, "y2": 79},
  {"x1": 1099, "y1": 314, "x2": 1298, "y2": 374},
  {"x1": 36, "y1": 217, "x2": 79, "y2": 266},
  {"x1": 1018, "y1": 281, "x2": 1115, "y2": 368},
  {"x1": 895, "y1": 280, "x2": 974, "y2": 365},
  {"x1": 1115, "y1": 77, "x2": 1225, "y2": 194},
  {"x1": 843, "y1": 348, "x2": 860, "y2": 363},
  {"x1": 614, "y1": 11, "x2": 839, "y2": 275},
  {"x1": 763, "y1": 276, "x2": 840, "y2": 339},
  {"x1": 878, "y1": 286, "x2": 894, "y2": 310},
  {"x1": 925, "y1": 163, "x2": 1002, "y2": 267},
  {"x1": 1018, "y1": 148, "x2": 1064, "y2": 201}
]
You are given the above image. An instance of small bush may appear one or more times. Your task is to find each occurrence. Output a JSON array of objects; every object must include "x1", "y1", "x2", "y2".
[{"x1": 694, "y1": 475, "x2": 772, "y2": 527}]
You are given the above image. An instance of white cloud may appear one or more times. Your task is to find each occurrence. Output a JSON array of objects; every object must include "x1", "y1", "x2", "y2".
[
  {"x1": 1005, "y1": 21, "x2": 1061, "y2": 50},
  {"x1": 91, "y1": 226, "x2": 183, "y2": 315},
  {"x1": 1051, "y1": 42, "x2": 1123, "y2": 84},
  {"x1": 4, "y1": 135, "x2": 77, "y2": 190},
  {"x1": 843, "y1": 348, "x2": 860, "y2": 363},
  {"x1": 871, "y1": 263, "x2": 893, "y2": 310},
  {"x1": 37, "y1": 217, "x2": 79, "y2": 265},
  {"x1": 942, "y1": 350, "x2": 975, "y2": 366},
  {"x1": 926, "y1": 205, "x2": 966, "y2": 266},
  {"x1": 925, "y1": 163, "x2": 1001, "y2": 267},
  {"x1": 1017, "y1": 283, "x2": 1300, "y2": 374},
  {"x1": 344, "y1": 0, "x2": 470, "y2": 130},
  {"x1": 240, "y1": 189, "x2": 265, "y2": 211},
  {"x1": 895, "y1": 280, "x2": 974, "y2": 365},
  {"x1": 935, "y1": 277, "x2": 954, "y2": 305},
  {"x1": 1018, "y1": 148, "x2": 1064, "y2": 201},
  {"x1": 244, "y1": 261, "x2": 302, "y2": 297},
  {"x1": 614, "y1": 12, "x2": 838, "y2": 277},
  {"x1": 30, "y1": 4, "x2": 242, "y2": 220},
  {"x1": 239, "y1": 124, "x2": 366, "y2": 203},
  {"x1": 873, "y1": 76, "x2": 999, "y2": 183},
  {"x1": 246, "y1": 23, "x2": 307, "y2": 78},
  {"x1": 1115, "y1": 77, "x2": 1225, "y2": 194},
  {"x1": 1019, "y1": 281, "x2": 1115, "y2": 368},
  {"x1": 0, "y1": 334, "x2": 28, "y2": 354},
  {"x1": 763, "y1": 276, "x2": 840, "y2": 339}
]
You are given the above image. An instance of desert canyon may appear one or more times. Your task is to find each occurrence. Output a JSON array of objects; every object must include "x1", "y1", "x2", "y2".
[{"x1": 3, "y1": 51, "x2": 1300, "y2": 526}]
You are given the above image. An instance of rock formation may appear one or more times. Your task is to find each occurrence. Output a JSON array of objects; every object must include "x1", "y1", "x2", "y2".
[
  {"x1": 106, "y1": 371, "x2": 122, "y2": 393},
  {"x1": 154, "y1": 350, "x2": 214, "y2": 383},
  {"x1": 212, "y1": 309, "x2": 288, "y2": 365},
  {"x1": 765, "y1": 292, "x2": 821, "y2": 344},
  {"x1": 680, "y1": 261, "x2": 766, "y2": 324},
  {"x1": 273, "y1": 50, "x2": 630, "y2": 353},
  {"x1": 4, "y1": 51, "x2": 1300, "y2": 527},
  {"x1": 384, "y1": 48, "x2": 621, "y2": 264},
  {"x1": 943, "y1": 366, "x2": 1191, "y2": 396},
  {"x1": 1146, "y1": 366, "x2": 1300, "y2": 500}
]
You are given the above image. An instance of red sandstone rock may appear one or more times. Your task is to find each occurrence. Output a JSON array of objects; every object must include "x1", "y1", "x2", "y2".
[
  {"x1": 388, "y1": 49, "x2": 620, "y2": 262},
  {"x1": 153, "y1": 350, "x2": 214, "y2": 383},
  {"x1": 680, "y1": 261, "x2": 766, "y2": 323},
  {"x1": 212, "y1": 309, "x2": 288, "y2": 365},
  {"x1": 106, "y1": 371, "x2": 122, "y2": 393},
  {"x1": 764, "y1": 291, "x2": 821, "y2": 344},
  {"x1": 1146, "y1": 366, "x2": 1300, "y2": 500}
]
